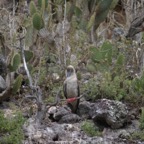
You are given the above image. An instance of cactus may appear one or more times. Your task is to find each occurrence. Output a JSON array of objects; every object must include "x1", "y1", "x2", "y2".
[
  {"x1": 9, "y1": 53, "x2": 21, "y2": 72},
  {"x1": 41, "y1": 0, "x2": 45, "y2": 15},
  {"x1": 38, "y1": 0, "x2": 48, "y2": 15},
  {"x1": 74, "y1": 6, "x2": 82, "y2": 18},
  {"x1": 25, "y1": 25, "x2": 34, "y2": 47},
  {"x1": 87, "y1": 0, "x2": 113, "y2": 31},
  {"x1": 90, "y1": 42, "x2": 113, "y2": 63},
  {"x1": 90, "y1": 47, "x2": 102, "y2": 63},
  {"x1": 29, "y1": 1, "x2": 37, "y2": 16},
  {"x1": 110, "y1": 0, "x2": 119, "y2": 9},
  {"x1": 116, "y1": 54, "x2": 125, "y2": 66},
  {"x1": 32, "y1": 13, "x2": 44, "y2": 30},
  {"x1": 24, "y1": 50, "x2": 34, "y2": 62},
  {"x1": 100, "y1": 41, "x2": 112, "y2": 64},
  {"x1": 38, "y1": 0, "x2": 48, "y2": 8},
  {"x1": 87, "y1": 12, "x2": 96, "y2": 31},
  {"x1": 94, "y1": 0, "x2": 113, "y2": 29},
  {"x1": 12, "y1": 74, "x2": 23, "y2": 94}
]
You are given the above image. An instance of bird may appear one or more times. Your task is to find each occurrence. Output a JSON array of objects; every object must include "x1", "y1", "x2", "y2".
[{"x1": 63, "y1": 65, "x2": 80, "y2": 113}]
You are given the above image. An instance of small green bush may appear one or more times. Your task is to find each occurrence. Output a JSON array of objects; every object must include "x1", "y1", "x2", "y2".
[
  {"x1": 132, "y1": 130, "x2": 144, "y2": 141},
  {"x1": 83, "y1": 72, "x2": 131, "y2": 101},
  {"x1": 0, "y1": 111, "x2": 25, "y2": 144},
  {"x1": 81, "y1": 121, "x2": 102, "y2": 137}
]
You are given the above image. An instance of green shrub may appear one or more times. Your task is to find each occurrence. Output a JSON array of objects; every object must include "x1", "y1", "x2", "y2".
[
  {"x1": 81, "y1": 121, "x2": 102, "y2": 137},
  {"x1": 83, "y1": 72, "x2": 131, "y2": 101},
  {"x1": 132, "y1": 130, "x2": 144, "y2": 141},
  {"x1": 83, "y1": 41, "x2": 138, "y2": 102},
  {"x1": 0, "y1": 111, "x2": 25, "y2": 144}
]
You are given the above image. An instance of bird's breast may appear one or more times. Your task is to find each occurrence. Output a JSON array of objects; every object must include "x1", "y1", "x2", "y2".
[{"x1": 66, "y1": 80, "x2": 78, "y2": 98}]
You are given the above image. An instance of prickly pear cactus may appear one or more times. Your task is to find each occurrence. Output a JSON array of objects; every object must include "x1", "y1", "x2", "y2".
[
  {"x1": 24, "y1": 50, "x2": 34, "y2": 62},
  {"x1": 12, "y1": 74, "x2": 23, "y2": 94},
  {"x1": 38, "y1": 0, "x2": 46, "y2": 15},
  {"x1": 110, "y1": 0, "x2": 119, "y2": 9},
  {"x1": 32, "y1": 13, "x2": 44, "y2": 30},
  {"x1": 87, "y1": 0, "x2": 113, "y2": 30},
  {"x1": 9, "y1": 53, "x2": 21, "y2": 72},
  {"x1": 29, "y1": 1, "x2": 37, "y2": 16}
]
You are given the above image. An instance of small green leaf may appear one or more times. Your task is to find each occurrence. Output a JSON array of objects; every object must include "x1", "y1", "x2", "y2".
[{"x1": 12, "y1": 74, "x2": 23, "y2": 94}]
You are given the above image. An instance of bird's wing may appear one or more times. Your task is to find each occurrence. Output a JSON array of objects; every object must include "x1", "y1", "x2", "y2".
[
  {"x1": 77, "y1": 85, "x2": 80, "y2": 97},
  {"x1": 77, "y1": 82, "x2": 80, "y2": 97},
  {"x1": 76, "y1": 81, "x2": 80, "y2": 112},
  {"x1": 63, "y1": 81, "x2": 67, "y2": 99}
]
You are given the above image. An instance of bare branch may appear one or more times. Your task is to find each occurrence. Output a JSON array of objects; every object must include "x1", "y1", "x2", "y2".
[
  {"x1": 19, "y1": 30, "x2": 33, "y2": 88},
  {"x1": 63, "y1": 0, "x2": 67, "y2": 66}
]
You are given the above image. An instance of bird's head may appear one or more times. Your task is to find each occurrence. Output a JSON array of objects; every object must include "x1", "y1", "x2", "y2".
[{"x1": 66, "y1": 65, "x2": 76, "y2": 77}]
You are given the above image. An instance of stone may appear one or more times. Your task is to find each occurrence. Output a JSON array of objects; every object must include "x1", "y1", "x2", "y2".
[
  {"x1": 118, "y1": 130, "x2": 130, "y2": 139},
  {"x1": 78, "y1": 101, "x2": 92, "y2": 119},
  {"x1": 48, "y1": 106, "x2": 57, "y2": 115},
  {"x1": 53, "y1": 106, "x2": 70, "y2": 121},
  {"x1": 59, "y1": 113, "x2": 81, "y2": 124},
  {"x1": 47, "y1": 106, "x2": 81, "y2": 123},
  {"x1": 0, "y1": 54, "x2": 6, "y2": 76},
  {"x1": 0, "y1": 75, "x2": 6, "y2": 92},
  {"x1": 90, "y1": 99, "x2": 128, "y2": 129}
]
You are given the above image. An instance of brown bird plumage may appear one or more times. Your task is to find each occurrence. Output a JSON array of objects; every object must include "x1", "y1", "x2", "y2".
[{"x1": 63, "y1": 65, "x2": 80, "y2": 113}]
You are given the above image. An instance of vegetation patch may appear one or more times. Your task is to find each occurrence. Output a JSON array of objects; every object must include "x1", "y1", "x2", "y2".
[
  {"x1": 140, "y1": 107, "x2": 144, "y2": 130},
  {"x1": 0, "y1": 110, "x2": 25, "y2": 144},
  {"x1": 81, "y1": 120, "x2": 102, "y2": 137},
  {"x1": 83, "y1": 73, "x2": 132, "y2": 101},
  {"x1": 132, "y1": 130, "x2": 144, "y2": 141}
]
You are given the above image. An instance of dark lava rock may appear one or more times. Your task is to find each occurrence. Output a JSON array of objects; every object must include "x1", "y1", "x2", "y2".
[
  {"x1": 48, "y1": 106, "x2": 80, "y2": 123},
  {"x1": 59, "y1": 113, "x2": 81, "y2": 124},
  {"x1": 90, "y1": 99, "x2": 128, "y2": 129},
  {"x1": 78, "y1": 100, "x2": 92, "y2": 119},
  {"x1": 54, "y1": 106, "x2": 70, "y2": 121}
]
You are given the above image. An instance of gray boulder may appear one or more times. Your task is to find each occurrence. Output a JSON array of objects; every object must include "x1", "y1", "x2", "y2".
[
  {"x1": 90, "y1": 99, "x2": 128, "y2": 129},
  {"x1": 0, "y1": 54, "x2": 6, "y2": 76},
  {"x1": 0, "y1": 75, "x2": 6, "y2": 92}
]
